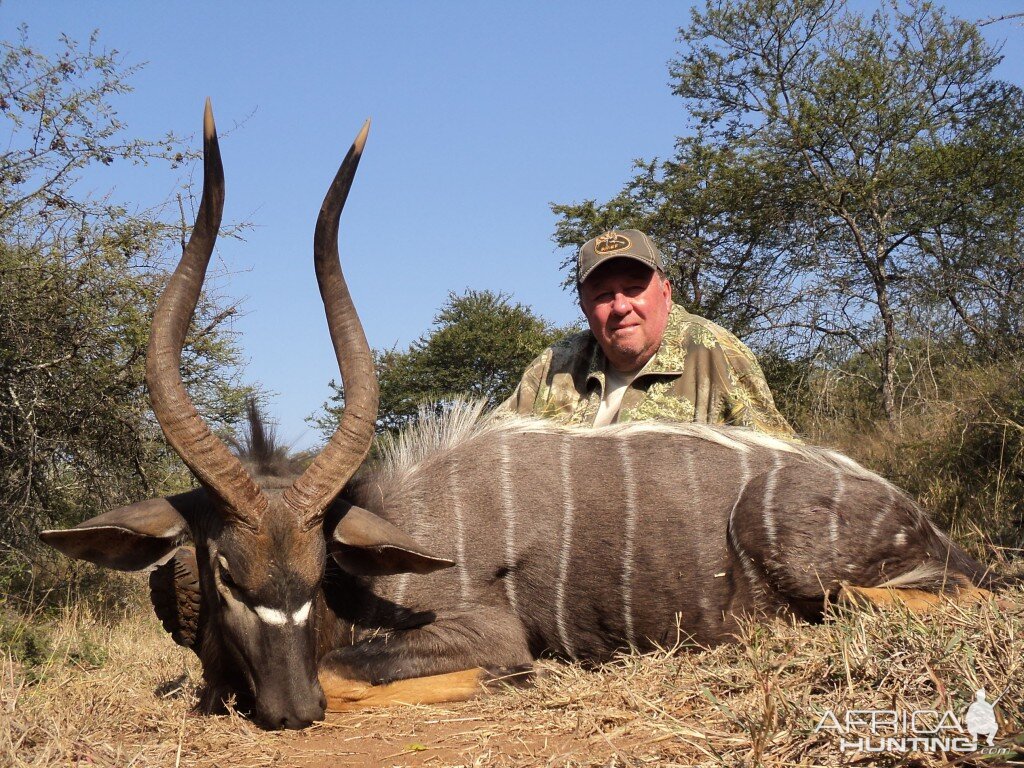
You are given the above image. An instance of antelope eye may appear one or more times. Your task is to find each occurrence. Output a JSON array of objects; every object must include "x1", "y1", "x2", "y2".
[
  {"x1": 217, "y1": 555, "x2": 237, "y2": 588},
  {"x1": 215, "y1": 557, "x2": 258, "y2": 607}
]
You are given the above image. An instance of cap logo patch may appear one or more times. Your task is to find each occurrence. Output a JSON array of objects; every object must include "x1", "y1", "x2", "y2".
[{"x1": 594, "y1": 232, "x2": 631, "y2": 254}]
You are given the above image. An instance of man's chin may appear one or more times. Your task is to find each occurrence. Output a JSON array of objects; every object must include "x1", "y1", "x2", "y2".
[
  {"x1": 608, "y1": 329, "x2": 641, "y2": 345},
  {"x1": 605, "y1": 342, "x2": 651, "y2": 371}
]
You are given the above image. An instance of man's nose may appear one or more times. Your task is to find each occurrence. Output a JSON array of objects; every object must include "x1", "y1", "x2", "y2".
[{"x1": 611, "y1": 293, "x2": 631, "y2": 315}]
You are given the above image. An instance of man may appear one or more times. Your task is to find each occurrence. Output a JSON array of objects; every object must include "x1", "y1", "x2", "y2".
[{"x1": 500, "y1": 229, "x2": 795, "y2": 439}]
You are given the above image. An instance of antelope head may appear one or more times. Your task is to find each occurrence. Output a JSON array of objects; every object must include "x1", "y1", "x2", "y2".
[{"x1": 40, "y1": 101, "x2": 432, "y2": 729}]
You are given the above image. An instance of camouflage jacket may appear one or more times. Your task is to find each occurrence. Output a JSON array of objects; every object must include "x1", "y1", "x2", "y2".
[{"x1": 498, "y1": 305, "x2": 796, "y2": 439}]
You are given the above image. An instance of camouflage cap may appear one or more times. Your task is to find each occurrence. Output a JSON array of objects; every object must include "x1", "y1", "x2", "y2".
[{"x1": 577, "y1": 229, "x2": 665, "y2": 284}]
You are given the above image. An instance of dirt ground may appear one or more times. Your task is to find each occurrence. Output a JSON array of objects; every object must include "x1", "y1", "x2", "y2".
[
  {"x1": 270, "y1": 706, "x2": 607, "y2": 767},
  {"x1": 4, "y1": 590, "x2": 1024, "y2": 767}
]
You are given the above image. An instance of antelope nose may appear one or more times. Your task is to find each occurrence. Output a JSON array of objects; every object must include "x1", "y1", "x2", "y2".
[
  {"x1": 257, "y1": 698, "x2": 325, "y2": 730},
  {"x1": 312, "y1": 695, "x2": 327, "y2": 722},
  {"x1": 277, "y1": 714, "x2": 313, "y2": 730},
  {"x1": 292, "y1": 698, "x2": 326, "y2": 730},
  {"x1": 281, "y1": 699, "x2": 327, "y2": 730}
]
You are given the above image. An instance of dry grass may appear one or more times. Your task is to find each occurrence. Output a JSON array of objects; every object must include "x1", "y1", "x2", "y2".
[{"x1": 3, "y1": 585, "x2": 1023, "y2": 767}]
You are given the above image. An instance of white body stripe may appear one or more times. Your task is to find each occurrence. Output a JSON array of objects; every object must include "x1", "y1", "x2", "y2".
[
  {"x1": 727, "y1": 450, "x2": 765, "y2": 601},
  {"x1": 681, "y1": 442, "x2": 696, "y2": 502},
  {"x1": 393, "y1": 570, "x2": 411, "y2": 607},
  {"x1": 830, "y1": 469, "x2": 845, "y2": 555},
  {"x1": 735, "y1": 449, "x2": 752, "y2": 507},
  {"x1": 681, "y1": 446, "x2": 717, "y2": 624},
  {"x1": 450, "y1": 456, "x2": 469, "y2": 606},
  {"x1": 498, "y1": 432, "x2": 519, "y2": 615},
  {"x1": 762, "y1": 452, "x2": 783, "y2": 555},
  {"x1": 392, "y1": 474, "x2": 422, "y2": 606},
  {"x1": 870, "y1": 483, "x2": 895, "y2": 543},
  {"x1": 732, "y1": 540, "x2": 766, "y2": 601},
  {"x1": 617, "y1": 438, "x2": 638, "y2": 647},
  {"x1": 555, "y1": 435, "x2": 576, "y2": 657}
]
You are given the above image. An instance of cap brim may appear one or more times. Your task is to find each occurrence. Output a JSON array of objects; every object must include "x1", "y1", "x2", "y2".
[{"x1": 578, "y1": 253, "x2": 659, "y2": 284}]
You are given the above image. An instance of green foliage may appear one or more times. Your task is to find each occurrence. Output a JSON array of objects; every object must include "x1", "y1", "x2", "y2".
[
  {"x1": 0, "y1": 604, "x2": 111, "y2": 678},
  {"x1": 0, "y1": 26, "x2": 253, "y2": 588},
  {"x1": 552, "y1": 0, "x2": 1024, "y2": 423},
  {"x1": 313, "y1": 290, "x2": 573, "y2": 435},
  {"x1": 0, "y1": 243, "x2": 250, "y2": 551},
  {"x1": 0, "y1": 25, "x2": 189, "y2": 232},
  {"x1": 0, "y1": 608, "x2": 53, "y2": 667}
]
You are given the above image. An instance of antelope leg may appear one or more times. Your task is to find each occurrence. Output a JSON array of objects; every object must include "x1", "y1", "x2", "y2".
[
  {"x1": 321, "y1": 605, "x2": 532, "y2": 682},
  {"x1": 319, "y1": 667, "x2": 526, "y2": 712},
  {"x1": 838, "y1": 584, "x2": 998, "y2": 613}
]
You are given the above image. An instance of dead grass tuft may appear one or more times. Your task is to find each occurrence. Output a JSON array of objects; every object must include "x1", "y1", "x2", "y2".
[
  {"x1": 1, "y1": 604, "x2": 279, "y2": 768},
  {"x1": 3, "y1": 587, "x2": 1023, "y2": 767}
]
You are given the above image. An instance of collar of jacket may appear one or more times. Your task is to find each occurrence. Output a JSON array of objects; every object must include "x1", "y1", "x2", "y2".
[{"x1": 585, "y1": 304, "x2": 690, "y2": 393}]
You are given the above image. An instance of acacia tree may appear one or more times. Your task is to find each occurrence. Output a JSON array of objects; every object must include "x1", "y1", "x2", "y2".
[
  {"x1": 313, "y1": 290, "x2": 572, "y2": 435},
  {"x1": 910, "y1": 90, "x2": 1024, "y2": 357},
  {"x1": 0, "y1": 28, "x2": 251, "y2": 559},
  {"x1": 554, "y1": 0, "x2": 1024, "y2": 423}
]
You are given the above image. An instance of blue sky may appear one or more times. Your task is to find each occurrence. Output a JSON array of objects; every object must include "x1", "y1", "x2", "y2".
[{"x1": 5, "y1": 1, "x2": 1023, "y2": 449}]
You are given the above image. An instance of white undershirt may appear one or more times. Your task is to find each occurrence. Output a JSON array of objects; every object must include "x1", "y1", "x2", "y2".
[{"x1": 594, "y1": 367, "x2": 639, "y2": 427}]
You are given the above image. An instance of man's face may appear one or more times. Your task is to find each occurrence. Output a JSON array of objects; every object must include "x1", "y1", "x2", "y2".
[{"x1": 579, "y1": 259, "x2": 673, "y2": 373}]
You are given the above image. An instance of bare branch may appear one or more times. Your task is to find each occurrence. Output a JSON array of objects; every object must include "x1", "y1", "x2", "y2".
[{"x1": 976, "y1": 13, "x2": 1024, "y2": 28}]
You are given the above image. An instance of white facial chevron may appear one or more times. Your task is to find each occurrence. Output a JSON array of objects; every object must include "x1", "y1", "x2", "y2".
[
  {"x1": 253, "y1": 601, "x2": 312, "y2": 627},
  {"x1": 292, "y1": 601, "x2": 312, "y2": 624}
]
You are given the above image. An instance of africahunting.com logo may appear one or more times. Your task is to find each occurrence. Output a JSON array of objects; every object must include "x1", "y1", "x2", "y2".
[{"x1": 815, "y1": 688, "x2": 1007, "y2": 754}]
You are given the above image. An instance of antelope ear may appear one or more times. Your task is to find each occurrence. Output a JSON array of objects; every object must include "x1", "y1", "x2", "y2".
[
  {"x1": 325, "y1": 501, "x2": 455, "y2": 576},
  {"x1": 40, "y1": 490, "x2": 203, "y2": 572}
]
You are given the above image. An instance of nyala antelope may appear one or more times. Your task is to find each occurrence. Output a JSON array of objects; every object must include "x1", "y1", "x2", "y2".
[{"x1": 42, "y1": 101, "x2": 993, "y2": 730}]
